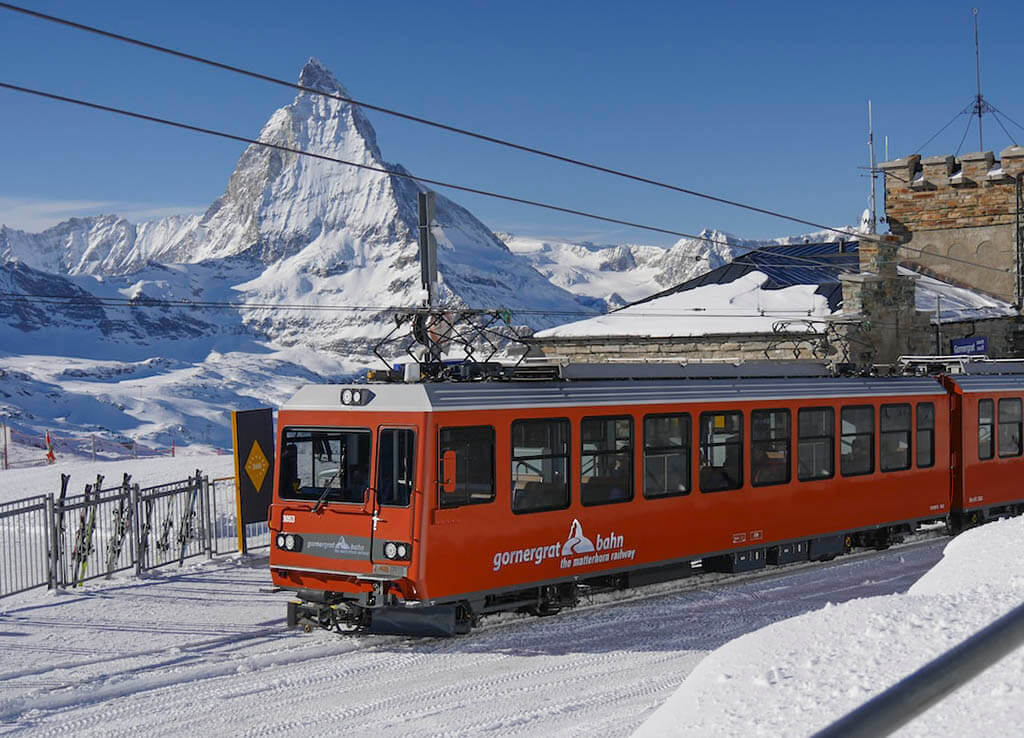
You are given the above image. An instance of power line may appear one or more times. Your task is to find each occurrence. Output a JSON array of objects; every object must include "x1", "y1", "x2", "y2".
[
  {"x1": 2, "y1": 4, "x2": 1014, "y2": 276},
  {"x1": 0, "y1": 15, "x2": 1012, "y2": 278},
  {"x1": 1, "y1": 80, "x2": 1013, "y2": 278},
  {"x1": 0, "y1": 1, "x2": 868, "y2": 244},
  {"x1": 0, "y1": 80, "x2": 858, "y2": 275},
  {"x1": 0, "y1": 291, "x2": 830, "y2": 320}
]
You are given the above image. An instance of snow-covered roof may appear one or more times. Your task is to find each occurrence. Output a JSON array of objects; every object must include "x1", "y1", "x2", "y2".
[{"x1": 534, "y1": 242, "x2": 1017, "y2": 341}]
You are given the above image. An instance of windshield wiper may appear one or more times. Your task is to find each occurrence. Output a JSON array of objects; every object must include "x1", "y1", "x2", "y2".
[{"x1": 311, "y1": 469, "x2": 341, "y2": 514}]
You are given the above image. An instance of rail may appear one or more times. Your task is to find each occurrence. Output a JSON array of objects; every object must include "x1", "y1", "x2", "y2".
[{"x1": 813, "y1": 599, "x2": 1024, "y2": 737}]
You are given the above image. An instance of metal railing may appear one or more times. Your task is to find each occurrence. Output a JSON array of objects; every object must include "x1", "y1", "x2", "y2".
[
  {"x1": 209, "y1": 476, "x2": 269, "y2": 553},
  {"x1": 0, "y1": 470, "x2": 263, "y2": 598},
  {"x1": 0, "y1": 494, "x2": 52, "y2": 597},
  {"x1": 813, "y1": 599, "x2": 1024, "y2": 737}
]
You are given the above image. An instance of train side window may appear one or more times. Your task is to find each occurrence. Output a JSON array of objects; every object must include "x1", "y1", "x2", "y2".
[
  {"x1": 998, "y1": 398, "x2": 1022, "y2": 458},
  {"x1": 751, "y1": 409, "x2": 790, "y2": 487},
  {"x1": 643, "y1": 414, "x2": 691, "y2": 498},
  {"x1": 840, "y1": 406, "x2": 874, "y2": 477},
  {"x1": 378, "y1": 429, "x2": 415, "y2": 507},
  {"x1": 978, "y1": 399, "x2": 994, "y2": 460},
  {"x1": 699, "y1": 411, "x2": 743, "y2": 492},
  {"x1": 581, "y1": 416, "x2": 633, "y2": 506},
  {"x1": 797, "y1": 407, "x2": 834, "y2": 481},
  {"x1": 880, "y1": 404, "x2": 911, "y2": 472},
  {"x1": 438, "y1": 426, "x2": 495, "y2": 508},
  {"x1": 916, "y1": 403, "x2": 935, "y2": 468},
  {"x1": 512, "y1": 419, "x2": 570, "y2": 513}
]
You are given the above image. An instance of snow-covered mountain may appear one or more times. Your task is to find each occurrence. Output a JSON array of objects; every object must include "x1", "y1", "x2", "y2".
[
  {"x1": 1, "y1": 59, "x2": 592, "y2": 352},
  {"x1": 0, "y1": 58, "x2": 863, "y2": 454}
]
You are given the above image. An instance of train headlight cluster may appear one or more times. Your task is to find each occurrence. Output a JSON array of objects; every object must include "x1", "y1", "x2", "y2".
[
  {"x1": 276, "y1": 532, "x2": 303, "y2": 552},
  {"x1": 339, "y1": 388, "x2": 374, "y2": 406},
  {"x1": 381, "y1": 541, "x2": 410, "y2": 561}
]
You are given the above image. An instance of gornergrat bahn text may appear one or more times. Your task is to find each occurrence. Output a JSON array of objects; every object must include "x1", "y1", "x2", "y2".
[{"x1": 268, "y1": 360, "x2": 1024, "y2": 637}]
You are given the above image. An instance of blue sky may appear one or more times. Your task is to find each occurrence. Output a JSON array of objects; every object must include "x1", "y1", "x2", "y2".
[{"x1": 1, "y1": 0, "x2": 1021, "y2": 244}]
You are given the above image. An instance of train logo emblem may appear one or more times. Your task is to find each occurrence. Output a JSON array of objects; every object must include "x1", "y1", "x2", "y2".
[
  {"x1": 561, "y1": 519, "x2": 594, "y2": 555},
  {"x1": 491, "y1": 519, "x2": 636, "y2": 572}
]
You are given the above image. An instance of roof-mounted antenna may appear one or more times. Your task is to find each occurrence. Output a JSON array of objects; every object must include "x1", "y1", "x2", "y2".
[
  {"x1": 972, "y1": 8, "x2": 985, "y2": 151},
  {"x1": 867, "y1": 100, "x2": 877, "y2": 235}
]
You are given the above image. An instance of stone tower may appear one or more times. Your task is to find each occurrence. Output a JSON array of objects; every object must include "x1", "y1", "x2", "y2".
[{"x1": 879, "y1": 146, "x2": 1024, "y2": 303}]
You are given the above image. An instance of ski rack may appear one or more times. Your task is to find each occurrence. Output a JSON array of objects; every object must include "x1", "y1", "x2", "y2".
[{"x1": 370, "y1": 307, "x2": 534, "y2": 382}]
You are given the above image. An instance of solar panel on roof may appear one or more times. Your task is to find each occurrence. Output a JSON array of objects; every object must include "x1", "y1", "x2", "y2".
[{"x1": 627, "y1": 241, "x2": 859, "y2": 309}]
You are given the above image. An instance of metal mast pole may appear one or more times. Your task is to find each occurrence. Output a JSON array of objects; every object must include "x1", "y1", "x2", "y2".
[
  {"x1": 973, "y1": 8, "x2": 983, "y2": 151},
  {"x1": 868, "y1": 100, "x2": 877, "y2": 235}
]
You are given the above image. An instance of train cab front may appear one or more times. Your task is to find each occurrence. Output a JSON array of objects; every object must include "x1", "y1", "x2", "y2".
[{"x1": 268, "y1": 419, "x2": 442, "y2": 634}]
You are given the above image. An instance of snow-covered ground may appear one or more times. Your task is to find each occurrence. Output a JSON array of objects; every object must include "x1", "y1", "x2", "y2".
[
  {"x1": 0, "y1": 456, "x2": 1021, "y2": 736},
  {"x1": 637, "y1": 516, "x2": 1024, "y2": 737}
]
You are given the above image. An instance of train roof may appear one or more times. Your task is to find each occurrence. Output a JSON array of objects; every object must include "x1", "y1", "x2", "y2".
[
  {"x1": 946, "y1": 373, "x2": 1024, "y2": 393},
  {"x1": 282, "y1": 375, "x2": 948, "y2": 413}
]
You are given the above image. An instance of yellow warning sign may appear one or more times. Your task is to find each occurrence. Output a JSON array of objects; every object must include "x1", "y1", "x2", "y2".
[{"x1": 244, "y1": 439, "x2": 270, "y2": 493}]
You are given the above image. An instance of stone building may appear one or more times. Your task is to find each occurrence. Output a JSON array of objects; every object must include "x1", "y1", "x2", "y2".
[
  {"x1": 530, "y1": 146, "x2": 1024, "y2": 368},
  {"x1": 880, "y1": 146, "x2": 1024, "y2": 303},
  {"x1": 529, "y1": 238, "x2": 1022, "y2": 368}
]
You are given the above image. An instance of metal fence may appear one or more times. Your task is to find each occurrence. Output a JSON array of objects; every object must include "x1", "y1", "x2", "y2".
[
  {"x1": 209, "y1": 476, "x2": 270, "y2": 553},
  {"x1": 0, "y1": 494, "x2": 52, "y2": 597},
  {"x1": 0, "y1": 470, "x2": 261, "y2": 599}
]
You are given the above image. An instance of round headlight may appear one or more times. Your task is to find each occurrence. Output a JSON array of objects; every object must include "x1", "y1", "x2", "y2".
[
  {"x1": 285, "y1": 534, "x2": 296, "y2": 550},
  {"x1": 383, "y1": 541, "x2": 397, "y2": 559},
  {"x1": 396, "y1": 543, "x2": 408, "y2": 559},
  {"x1": 351, "y1": 389, "x2": 362, "y2": 404},
  {"x1": 341, "y1": 389, "x2": 353, "y2": 405},
  {"x1": 276, "y1": 533, "x2": 286, "y2": 549}
]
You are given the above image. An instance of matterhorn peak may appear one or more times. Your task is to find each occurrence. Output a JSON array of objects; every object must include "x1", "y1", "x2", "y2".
[{"x1": 298, "y1": 57, "x2": 347, "y2": 96}]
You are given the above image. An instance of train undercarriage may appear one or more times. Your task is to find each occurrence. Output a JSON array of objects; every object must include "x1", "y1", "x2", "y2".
[{"x1": 283, "y1": 517, "x2": 965, "y2": 638}]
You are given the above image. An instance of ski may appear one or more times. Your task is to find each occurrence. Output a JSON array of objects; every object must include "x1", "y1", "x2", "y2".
[
  {"x1": 177, "y1": 471, "x2": 201, "y2": 565},
  {"x1": 156, "y1": 514, "x2": 174, "y2": 555},
  {"x1": 69, "y1": 482, "x2": 92, "y2": 587},
  {"x1": 75, "y1": 474, "x2": 103, "y2": 587},
  {"x1": 54, "y1": 473, "x2": 70, "y2": 586},
  {"x1": 139, "y1": 497, "x2": 154, "y2": 568},
  {"x1": 104, "y1": 473, "x2": 132, "y2": 578}
]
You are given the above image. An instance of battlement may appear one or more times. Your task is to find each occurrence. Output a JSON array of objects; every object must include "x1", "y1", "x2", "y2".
[
  {"x1": 881, "y1": 146, "x2": 1024, "y2": 236},
  {"x1": 879, "y1": 145, "x2": 1024, "y2": 304}
]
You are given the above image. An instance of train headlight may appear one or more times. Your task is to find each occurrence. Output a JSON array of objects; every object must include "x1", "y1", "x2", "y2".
[
  {"x1": 285, "y1": 534, "x2": 296, "y2": 550},
  {"x1": 384, "y1": 541, "x2": 398, "y2": 559},
  {"x1": 276, "y1": 533, "x2": 286, "y2": 549},
  {"x1": 396, "y1": 543, "x2": 409, "y2": 559},
  {"x1": 339, "y1": 388, "x2": 374, "y2": 406}
]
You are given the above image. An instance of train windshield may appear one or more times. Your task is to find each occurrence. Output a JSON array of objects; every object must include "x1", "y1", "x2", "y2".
[{"x1": 279, "y1": 428, "x2": 371, "y2": 504}]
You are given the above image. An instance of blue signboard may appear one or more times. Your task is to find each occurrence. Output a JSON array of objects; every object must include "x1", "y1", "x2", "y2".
[{"x1": 950, "y1": 336, "x2": 988, "y2": 355}]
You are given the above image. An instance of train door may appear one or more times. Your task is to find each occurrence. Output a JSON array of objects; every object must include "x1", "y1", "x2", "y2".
[{"x1": 370, "y1": 427, "x2": 418, "y2": 571}]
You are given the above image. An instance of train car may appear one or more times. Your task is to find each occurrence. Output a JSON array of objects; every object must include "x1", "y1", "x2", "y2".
[
  {"x1": 268, "y1": 365, "x2": 952, "y2": 636},
  {"x1": 944, "y1": 365, "x2": 1024, "y2": 530}
]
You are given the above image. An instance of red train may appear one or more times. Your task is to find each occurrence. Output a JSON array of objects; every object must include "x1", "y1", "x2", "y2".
[{"x1": 267, "y1": 361, "x2": 1024, "y2": 636}]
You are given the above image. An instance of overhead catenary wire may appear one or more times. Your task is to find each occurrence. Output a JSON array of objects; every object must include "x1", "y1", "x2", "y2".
[
  {"x1": 0, "y1": 291, "x2": 831, "y2": 320},
  {"x1": 0, "y1": 1, "x2": 874, "y2": 245},
  {"x1": 0, "y1": 291, "x2": 996, "y2": 331},
  {"x1": 0, "y1": 6, "x2": 1016, "y2": 275},
  {"x1": 0, "y1": 81, "x2": 1014, "y2": 278},
  {"x1": 0, "y1": 80, "x2": 862, "y2": 275}
]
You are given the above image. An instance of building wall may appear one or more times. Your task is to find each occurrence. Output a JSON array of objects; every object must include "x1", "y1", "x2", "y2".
[
  {"x1": 533, "y1": 332, "x2": 836, "y2": 364},
  {"x1": 880, "y1": 147, "x2": 1024, "y2": 302}
]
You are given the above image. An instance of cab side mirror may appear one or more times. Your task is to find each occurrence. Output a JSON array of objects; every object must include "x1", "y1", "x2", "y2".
[{"x1": 441, "y1": 450, "x2": 457, "y2": 494}]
